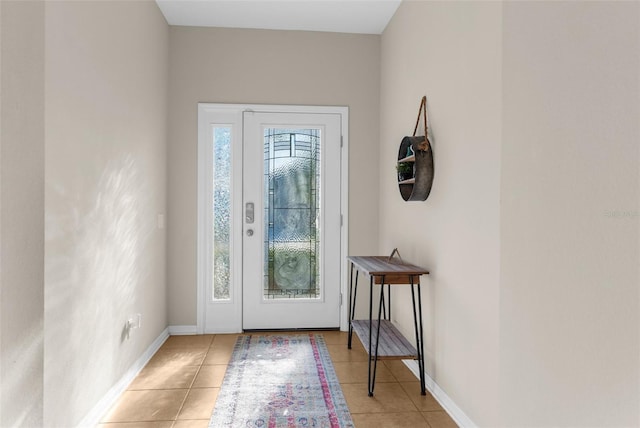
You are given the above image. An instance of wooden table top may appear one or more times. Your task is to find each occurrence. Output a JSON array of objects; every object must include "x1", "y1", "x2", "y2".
[{"x1": 348, "y1": 256, "x2": 429, "y2": 276}]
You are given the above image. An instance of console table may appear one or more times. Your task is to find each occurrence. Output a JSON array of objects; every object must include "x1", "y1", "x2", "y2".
[{"x1": 347, "y1": 255, "x2": 429, "y2": 396}]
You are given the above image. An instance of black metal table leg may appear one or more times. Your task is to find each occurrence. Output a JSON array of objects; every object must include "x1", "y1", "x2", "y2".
[
  {"x1": 368, "y1": 274, "x2": 385, "y2": 396},
  {"x1": 416, "y1": 282, "x2": 426, "y2": 395},
  {"x1": 381, "y1": 287, "x2": 386, "y2": 320},
  {"x1": 367, "y1": 275, "x2": 374, "y2": 396},
  {"x1": 348, "y1": 262, "x2": 355, "y2": 349},
  {"x1": 387, "y1": 284, "x2": 391, "y2": 321},
  {"x1": 410, "y1": 276, "x2": 426, "y2": 395}
]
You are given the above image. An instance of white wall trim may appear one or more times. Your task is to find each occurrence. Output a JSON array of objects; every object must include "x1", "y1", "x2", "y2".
[
  {"x1": 168, "y1": 325, "x2": 198, "y2": 335},
  {"x1": 77, "y1": 328, "x2": 170, "y2": 427},
  {"x1": 403, "y1": 360, "x2": 477, "y2": 428}
]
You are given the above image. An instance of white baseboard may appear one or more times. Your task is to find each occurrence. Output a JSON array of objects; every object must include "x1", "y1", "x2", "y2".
[
  {"x1": 173, "y1": 325, "x2": 243, "y2": 334},
  {"x1": 403, "y1": 360, "x2": 476, "y2": 428},
  {"x1": 168, "y1": 325, "x2": 198, "y2": 335},
  {"x1": 77, "y1": 328, "x2": 170, "y2": 427}
]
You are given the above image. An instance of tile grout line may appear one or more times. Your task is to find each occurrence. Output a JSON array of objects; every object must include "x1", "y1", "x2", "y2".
[{"x1": 171, "y1": 336, "x2": 216, "y2": 425}]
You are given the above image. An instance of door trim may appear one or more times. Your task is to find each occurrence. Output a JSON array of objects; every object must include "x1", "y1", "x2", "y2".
[{"x1": 196, "y1": 103, "x2": 349, "y2": 334}]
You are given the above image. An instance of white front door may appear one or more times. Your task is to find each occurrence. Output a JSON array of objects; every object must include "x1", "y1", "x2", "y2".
[
  {"x1": 242, "y1": 112, "x2": 342, "y2": 330},
  {"x1": 197, "y1": 105, "x2": 347, "y2": 333}
]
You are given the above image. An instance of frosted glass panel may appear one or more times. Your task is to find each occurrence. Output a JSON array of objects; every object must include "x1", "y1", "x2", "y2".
[
  {"x1": 264, "y1": 129, "x2": 321, "y2": 299},
  {"x1": 213, "y1": 127, "x2": 231, "y2": 300}
]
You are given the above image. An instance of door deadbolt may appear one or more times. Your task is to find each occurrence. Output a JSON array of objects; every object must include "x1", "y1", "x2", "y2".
[
  {"x1": 246, "y1": 229, "x2": 254, "y2": 236},
  {"x1": 245, "y1": 202, "x2": 254, "y2": 224}
]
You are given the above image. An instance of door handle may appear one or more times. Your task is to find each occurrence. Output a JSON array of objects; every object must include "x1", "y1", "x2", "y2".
[{"x1": 245, "y1": 202, "x2": 254, "y2": 224}]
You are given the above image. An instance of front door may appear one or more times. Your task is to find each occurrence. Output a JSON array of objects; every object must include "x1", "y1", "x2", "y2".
[
  {"x1": 242, "y1": 112, "x2": 342, "y2": 329},
  {"x1": 197, "y1": 105, "x2": 346, "y2": 333}
]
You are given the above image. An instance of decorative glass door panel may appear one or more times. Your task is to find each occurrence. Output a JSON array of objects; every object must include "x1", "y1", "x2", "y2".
[
  {"x1": 264, "y1": 128, "x2": 321, "y2": 300},
  {"x1": 213, "y1": 127, "x2": 231, "y2": 301},
  {"x1": 243, "y1": 112, "x2": 342, "y2": 330}
]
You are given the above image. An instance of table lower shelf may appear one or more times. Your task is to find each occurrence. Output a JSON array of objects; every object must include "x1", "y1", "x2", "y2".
[{"x1": 351, "y1": 319, "x2": 417, "y2": 360}]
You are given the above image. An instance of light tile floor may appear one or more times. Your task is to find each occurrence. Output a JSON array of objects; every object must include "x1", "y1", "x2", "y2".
[{"x1": 100, "y1": 332, "x2": 458, "y2": 428}]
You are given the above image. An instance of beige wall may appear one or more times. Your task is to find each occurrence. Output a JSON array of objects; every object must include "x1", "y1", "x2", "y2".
[
  {"x1": 44, "y1": 1, "x2": 169, "y2": 425},
  {"x1": 382, "y1": 1, "x2": 639, "y2": 426},
  {"x1": 0, "y1": 1, "x2": 45, "y2": 426},
  {"x1": 380, "y1": 1, "x2": 502, "y2": 425},
  {"x1": 500, "y1": 2, "x2": 639, "y2": 426},
  {"x1": 167, "y1": 27, "x2": 380, "y2": 325}
]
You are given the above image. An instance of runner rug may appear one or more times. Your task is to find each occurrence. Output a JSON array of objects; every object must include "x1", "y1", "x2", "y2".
[{"x1": 209, "y1": 334, "x2": 354, "y2": 428}]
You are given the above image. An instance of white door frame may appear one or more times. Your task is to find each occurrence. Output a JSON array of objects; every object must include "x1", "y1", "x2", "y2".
[{"x1": 197, "y1": 103, "x2": 349, "y2": 334}]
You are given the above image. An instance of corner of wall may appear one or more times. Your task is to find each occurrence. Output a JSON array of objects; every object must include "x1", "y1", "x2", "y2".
[{"x1": 0, "y1": 0, "x2": 46, "y2": 426}]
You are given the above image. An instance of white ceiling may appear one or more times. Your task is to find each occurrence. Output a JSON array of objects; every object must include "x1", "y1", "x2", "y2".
[{"x1": 156, "y1": 0, "x2": 401, "y2": 35}]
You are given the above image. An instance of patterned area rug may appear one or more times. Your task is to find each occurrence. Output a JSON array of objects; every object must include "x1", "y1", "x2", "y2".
[{"x1": 209, "y1": 334, "x2": 354, "y2": 428}]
